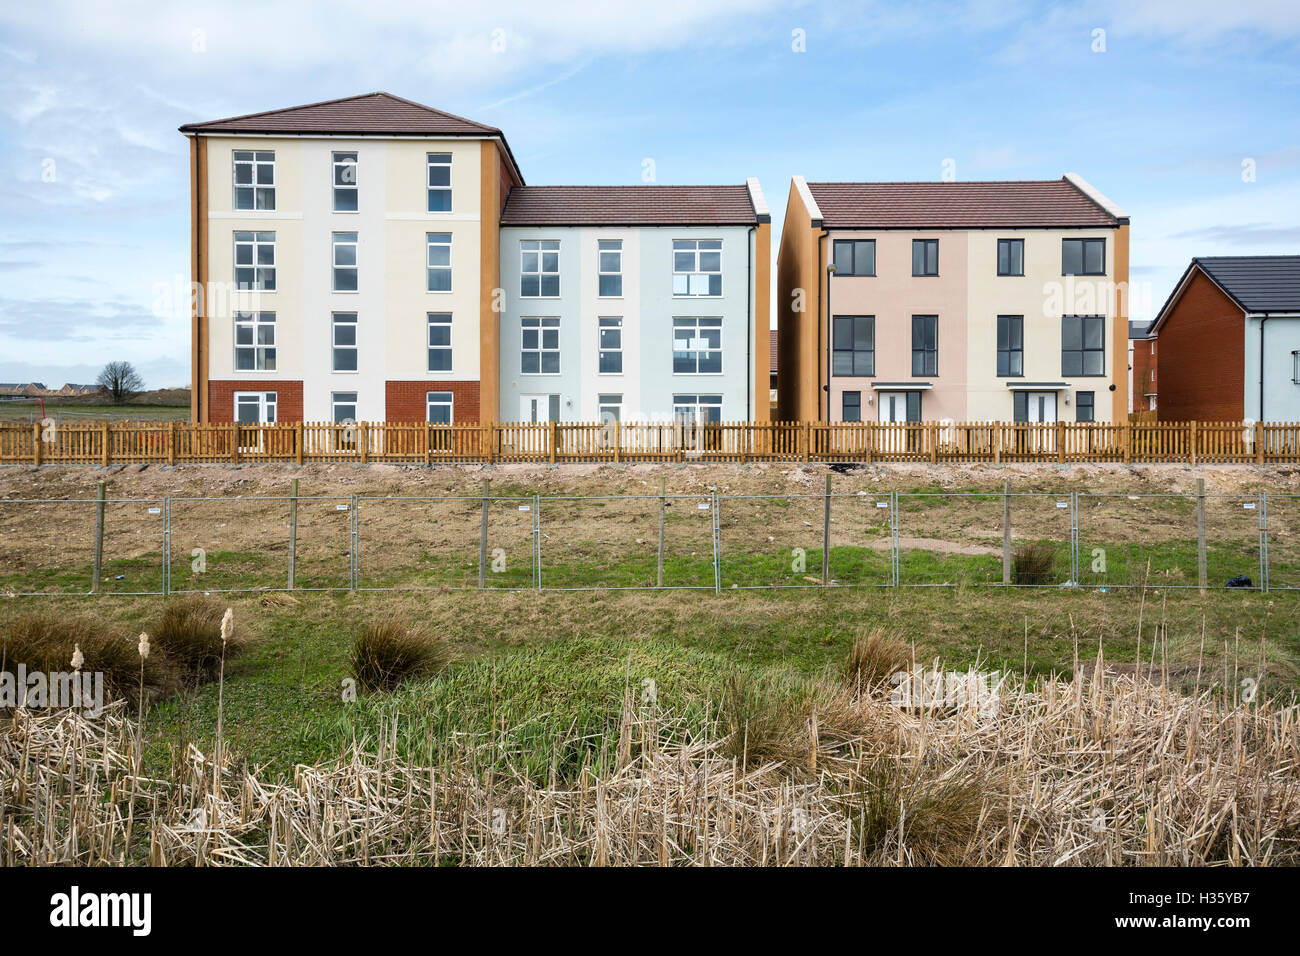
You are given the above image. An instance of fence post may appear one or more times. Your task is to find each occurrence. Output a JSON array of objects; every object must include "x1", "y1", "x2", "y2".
[
  {"x1": 1056, "y1": 421, "x2": 1065, "y2": 464},
  {"x1": 1002, "y1": 481, "x2": 1011, "y2": 585},
  {"x1": 803, "y1": 421, "x2": 812, "y2": 462},
  {"x1": 359, "y1": 422, "x2": 369, "y2": 464},
  {"x1": 1195, "y1": 477, "x2": 1206, "y2": 594},
  {"x1": 1189, "y1": 420, "x2": 1198, "y2": 466},
  {"x1": 167, "y1": 421, "x2": 177, "y2": 466},
  {"x1": 101, "y1": 422, "x2": 110, "y2": 467},
  {"x1": 230, "y1": 423, "x2": 238, "y2": 464},
  {"x1": 1123, "y1": 423, "x2": 1131, "y2": 465},
  {"x1": 295, "y1": 422, "x2": 304, "y2": 467},
  {"x1": 288, "y1": 477, "x2": 298, "y2": 589},
  {"x1": 930, "y1": 423, "x2": 938, "y2": 464},
  {"x1": 92, "y1": 480, "x2": 105, "y2": 593},
  {"x1": 822, "y1": 473, "x2": 832, "y2": 585},
  {"x1": 31, "y1": 422, "x2": 40, "y2": 466},
  {"x1": 712, "y1": 491, "x2": 721, "y2": 594},
  {"x1": 1261, "y1": 493, "x2": 1270, "y2": 593},
  {"x1": 657, "y1": 477, "x2": 665, "y2": 588},
  {"x1": 549, "y1": 421, "x2": 558, "y2": 464},
  {"x1": 478, "y1": 478, "x2": 489, "y2": 589},
  {"x1": 994, "y1": 423, "x2": 1002, "y2": 465},
  {"x1": 350, "y1": 494, "x2": 359, "y2": 590},
  {"x1": 1255, "y1": 421, "x2": 1265, "y2": 465}
]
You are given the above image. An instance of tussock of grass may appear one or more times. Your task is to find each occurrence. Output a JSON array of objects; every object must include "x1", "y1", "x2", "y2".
[
  {"x1": 350, "y1": 618, "x2": 450, "y2": 692},
  {"x1": 842, "y1": 627, "x2": 910, "y2": 695},
  {"x1": 1012, "y1": 542, "x2": 1056, "y2": 585},
  {"x1": 153, "y1": 595, "x2": 247, "y2": 686},
  {"x1": 0, "y1": 610, "x2": 165, "y2": 702}
]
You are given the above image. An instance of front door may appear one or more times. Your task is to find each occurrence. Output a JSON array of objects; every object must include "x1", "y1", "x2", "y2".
[
  {"x1": 877, "y1": 391, "x2": 921, "y2": 453},
  {"x1": 1014, "y1": 391, "x2": 1057, "y2": 453},
  {"x1": 1024, "y1": 391, "x2": 1057, "y2": 424},
  {"x1": 520, "y1": 394, "x2": 556, "y2": 423}
]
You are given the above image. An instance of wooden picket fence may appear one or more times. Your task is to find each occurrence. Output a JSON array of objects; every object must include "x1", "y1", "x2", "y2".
[{"x1": 2, "y1": 420, "x2": 1299, "y2": 466}]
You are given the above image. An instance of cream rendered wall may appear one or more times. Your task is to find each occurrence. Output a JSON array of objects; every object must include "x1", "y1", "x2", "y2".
[
  {"x1": 383, "y1": 139, "x2": 482, "y2": 384},
  {"x1": 965, "y1": 229, "x2": 1118, "y2": 422},
  {"x1": 578, "y1": 228, "x2": 641, "y2": 420},
  {"x1": 206, "y1": 138, "x2": 305, "y2": 382}
]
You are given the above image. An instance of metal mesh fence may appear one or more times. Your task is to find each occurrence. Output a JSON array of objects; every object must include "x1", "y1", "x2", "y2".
[{"x1": 0, "y1": 490, "x2": 1290, "y2": 596}]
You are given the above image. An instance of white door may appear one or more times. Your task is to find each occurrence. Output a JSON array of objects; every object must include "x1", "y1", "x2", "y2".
[
  {"x1": 878, "y1": 392, "x2": 906, "y2": 423},
  {"x1": 520, "y1": 394, "x2": 554, "y2": 423},
  {"x1": 1025, "y1": 391, "x2": 1057, "y2": 424}
]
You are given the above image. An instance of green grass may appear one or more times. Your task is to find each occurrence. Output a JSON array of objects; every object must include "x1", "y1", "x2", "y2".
[{"x1": 0, "y1": 402, "x2": 189, "y2": 422}]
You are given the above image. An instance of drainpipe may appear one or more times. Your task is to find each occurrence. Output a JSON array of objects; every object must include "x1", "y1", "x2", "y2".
[
  {"x1": 817, "y1": 228, "x2": 830, "y2": 420},
  {"x1": 747, "y1": 226, "x2": 754, "y2": 419},
  {"x1": 1259, "y1": 315, "x2": 1267, "y2": 421}
]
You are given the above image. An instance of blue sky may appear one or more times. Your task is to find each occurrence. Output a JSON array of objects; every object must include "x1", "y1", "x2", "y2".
[{"x1": 1, "y1": 0, "x2": 1297, "y2": 388}]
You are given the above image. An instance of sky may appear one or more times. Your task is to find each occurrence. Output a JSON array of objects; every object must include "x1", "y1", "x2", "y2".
[{"x1": 0, "y1": 0, "x2": 1297, "y2": 389}]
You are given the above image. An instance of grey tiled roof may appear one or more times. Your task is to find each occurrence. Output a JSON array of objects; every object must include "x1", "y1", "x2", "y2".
[
  {"x1": 500, "y1": 185, "x2": 760, "y2": 226},
  {"x1": 1195, "y1": 256, "x2": 1300, "y2": 313}
]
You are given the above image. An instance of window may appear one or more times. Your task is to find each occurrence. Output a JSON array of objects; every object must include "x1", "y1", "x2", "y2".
[
  {"x1": 427, "y1": 313, "x2": 452, "y2": 372},
  {"x1": 997, "y1": 315, "x2": 1023, "y2": 377},
  {"x1": 1293, "y1": 351, "x2": 1300, "y2": 384},
  {"x1": 521, "y1": 240, "x2": 560, "y2": 297},
  {"x1": 234, "y1": 391, "x2": 276, "y2": 424},
  {"x1": 911, "y1": 315, "x2": 938, "y2": 376},
  {"x1": 842, "y1": 391, "x2": 862, "y2": 422},
  {"x1": 426, "y1": 233, "x2": 451, "y2": 292},
  {"x1": 1062, "y1": 238, "x2": 1106, "y2": 276},
  {"x1": 673, "y1": 394, "x2": 722, "y2": 424},
  {"x1": 426, "y1": 391, "x2": 453, "y2": 424},
  {"x1": 332, "y1": 152, "x2": 357, "y2": 211},
  {"x1": 427, "y1": 153, "x2": 452, "y2": 212},
  {"x1": 597, "y1": 394, "x2": 622, "y2": 424},
  {"x1": 332, "y1": 232, "x2": 358, "y2": 291},
  {"x1": 833, "y1": 239, "x2": 876, "y2": 277},
  {"x1": 832, "y1": 315, "x2": 874, "y2": 376},
  {"x1": 332, "y1": 312, "x2": 357, "y2": 372},
  {"x1": 1062, "y1": 315, "x2": 1105, "y2": 376},
  {"x1": 234, "y1": 231, "x2": 276, "y2": 290},
  {"x1": 233, "y1": 150, "x2": 274, "y2": 210},
  {"x1": 598, "y1": 240, "x2": 623, "y2": 297},
  {"x1": 1076, "y1": 391, "x2": 1095, "y2": 422},
  {"x1": 332, "y1": 392, "x2": 357, "y2": 424},
  {"x1": 521, "y1": 317, "x2": 560, "y2": 374},
  {"x1": 672, "y1": 317, "x2": 722, "y2": 373},
  {"x1": 912, "y1": 239, "x2": 939, "y2": 276},
  {"x1": 673, "y1": 239, "x2": 723, "y2": 296},
  {"x1": 997, "y1": 239, "x2": 1024, "y2": 276},
  {"x1": 598, "y1": 317, "x2": 622, "y2": 374},
  {"x1": 234, "y1": 312, "x2": 276, "y2": 371}
]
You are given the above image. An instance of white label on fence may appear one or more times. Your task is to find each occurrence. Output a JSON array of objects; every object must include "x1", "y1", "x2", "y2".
[
  {"x1": 876, "y1": 502, "x2": 889, "y2": 508},
  {"x1": 698, "y1": 502, "x2": 710, "y2": 510},
  {"x1": 519, "y1": 505, "x2": 531, "y2": 512},
  {"x1": 1244, "y1": 502, "x2": 1256, "y2": 510},
  {"x1": 336, "y1": 504, "x2": 349, "y2": 511},
  {"x1": 1128, "y1": 495, "x2": 1140, "y2": 500},
  {"x1": 1056, "y1": 502, "x2": 1069, "y2": 509},
  {"x1": 147, "y1": 507, "x2": 161, "y2": 515}
]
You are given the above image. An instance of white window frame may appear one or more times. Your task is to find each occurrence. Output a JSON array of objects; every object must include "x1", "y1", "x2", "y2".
[
  {"x1": 233, "y1": 150, "x2": 275, "y2": 211},
  {"x1": 672, "y1": 394, "x2": 723, "y2": 425},
  {"x1": 332, "y1": 151, "x2": 358, "y2": 212},
  {"x1": 234, "y1": 231, "x2": 276, "y2": 290},
  {"x1": 598, "y1": 316, "x2": 623, "y2": 375},
  {"x1": 672, "y1": 316, "x2": 723, "y2": 374},
  {"x1": 598, "y1": 240, "x2": 623, "y2": 297},
  {"x1": 427, "y1": 153, "x2": 452, "y2": 212},
  {"x1": 520, "y1": 240, "x2": 560, "y2": 298},
  {"x1": 332, "y1": 232, "x2": 358, "y2": 292},
  {"x1": 672, "y1": 239, "x2": 723, "y2": 297},
  {"x1": 426, "y1": 390, "x2": 454, "y2": 424},
  {"x1": 426, "y1": 233, "x2": 452, "y2": 292},
  {"x1": 521, "y1": 316, "x2": 560, "y2": 375},
  {"x1": 427, "y1": 313, "x2": 452, "y2": 373},
  {"x1": 597, "y1": 393, "x2": 623, "y2": 424},
  {"x1": 234, "y1": 311, "x2": 276, "y2": 372},
  {"x1": 332, "y1": 312, "x2": 357, "y2": 372},
  {"x1": 233, "y1": 391, "x2": 277, "y2": 424},
  {"x1": 1293, "y1": 350, "x2": 1300, "y2": 385}
]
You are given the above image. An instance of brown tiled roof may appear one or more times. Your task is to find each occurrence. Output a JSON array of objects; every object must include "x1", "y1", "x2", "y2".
[
  {"x1": 500, "y1": 185, "x2": 759, "y2": 226},
  {"x1": 180, "y1": 92, "x2": 499, "y2": 136},
  {"x1": 769, "y1": 330, "x2": 779, "y2": 373},
  {"x1": 807, "y1": 179, "x2": 1119, "y2": 228}
]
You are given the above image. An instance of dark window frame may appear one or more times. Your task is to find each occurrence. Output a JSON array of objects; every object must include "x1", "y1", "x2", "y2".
[
  {"x1": 1076, "y1": 390, "x2": 1095, "y2": 422},
  {"x1": 911, "y1": 239, "x2": 939, "y2": 277},
  {"x1": 833, "y1": 239, "x2": 876, "y2": 277},
  {"x1": 1061, "y1": 314, "x2": 1106, "y2": 377},
  {"x1": 997, "y1": 315, "x2": 1024, "y2": 377},
  {"x1": 911, "y1": 314, "x2": 938, "y2": 377},
  {"x1": 1061, "y1": 238, "x2": 1106, "y2": 276},
  {"x1": 997, "y1": 238, "x2": 1024, "y2": 276},
  {"x1": 832, "y1": 314, "x2": 875, "y2": 377},
  {"x1": 842, "y1": 390, "x2": 862, "y2": 422}
]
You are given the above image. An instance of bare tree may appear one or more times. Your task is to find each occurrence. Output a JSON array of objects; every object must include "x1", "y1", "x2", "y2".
[{"x1": 97, "y1": 361, "x2": 144, "y2": 404}]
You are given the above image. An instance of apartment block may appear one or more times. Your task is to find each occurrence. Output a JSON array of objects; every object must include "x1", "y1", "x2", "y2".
[
  {"x1": 777, "y1": 175, "x2": 1130, "y2": 424},
  {"x1": 181, "y1": 92, "x2": 769, "y2": 426},
  {"x1": 497, "y1": 183, "x2": 770, "y2": 424}
]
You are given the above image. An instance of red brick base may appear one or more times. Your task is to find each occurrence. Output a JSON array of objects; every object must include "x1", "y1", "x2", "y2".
[
  {"x1": 385, "y1": 381, "x2": 480, "y2": 422},
  {"x1": 209, "y1": 380, "x2": 304, "y2": 422}
]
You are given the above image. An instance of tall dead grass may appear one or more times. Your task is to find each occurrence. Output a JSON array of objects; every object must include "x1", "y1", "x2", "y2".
[{"x1": 3, "y1": 663, "x2": 1296, "y2": 866}]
